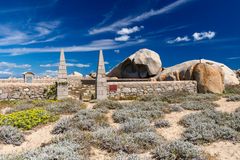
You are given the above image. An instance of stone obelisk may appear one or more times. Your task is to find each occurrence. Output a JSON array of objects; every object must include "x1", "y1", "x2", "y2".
[
  {"x1": 95, "y1": 50, "x2": 107, "y2": 100},
  {"x1": 57, "y1": 49, "x2": 68, "y2": 100}
]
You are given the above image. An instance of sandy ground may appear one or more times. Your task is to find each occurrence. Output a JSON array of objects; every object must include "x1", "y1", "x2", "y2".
[
  {"x1": 156, "y1": 110, "x2": 197, "y2": 141},
  {"x1": 0, "y1": 98, "x2": 239, "y2": 159},
  {"x1": 0, "y1": 115, "x2": 72, "y2": 155},
  {"x1": 201, "y1": 141, "x2": 240, "y2": 160},
  {"x1": 0, "y1": 123, "x2": 55, "y2": 154},
  {"x1": 215, "y1": 98, "x2": 240, "y2": 113}
]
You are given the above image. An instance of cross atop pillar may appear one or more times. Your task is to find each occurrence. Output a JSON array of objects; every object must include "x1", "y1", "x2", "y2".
[{"x1": 95, "y1": 50, "x2": 107, "y2": 100}]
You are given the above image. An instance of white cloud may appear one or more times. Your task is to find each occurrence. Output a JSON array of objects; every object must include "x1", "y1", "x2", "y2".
[
  {"x1": 0, "y1": 62, "x2": 31, "y2": 69},
  {"x1": 115, "y1": 35, "x2": 130, "y2": 41},
  {"x1": 0, "y1": 38, "x2": 145, "y2": 56},
  {"x1": 40, "y1": 63, "x2": 90, "y2": 68},
  {"x1": 114, "y1": 49, "x2": 120, "y2": 54},
  {"x1": 42, "y1": 70, "x2": 58, "y2": 77},
  {"x1": 89, "y1": 0, "x2": 192, "y2": 35},
  {"x1": 192, "y1": 31, "x2": 216, "y2": 41},
  {"x1": 227, "y1": 57, "x2": 240, "y2": 60},
  {"x1": 117, "y1": 26, "x2": 144, "y2": 35},
  {"x1": 167, "y1": 36, "x2": 190, "y2": 44},
  {"x1": 104, "y1": 61, "x2": 109, "y2": 65},
  {"x1": 0, "y1": 21, "x2": 62, "y2": 46},
  {"x1": 0, "y1": 71, "x2": 13, "y2": 76}
]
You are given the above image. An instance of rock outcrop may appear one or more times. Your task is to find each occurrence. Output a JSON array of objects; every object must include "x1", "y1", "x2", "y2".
[
  {"x1": 108, "y1": 48, "x2": 162, "y2": 78},
  {"x1": 192, "y1": 63, "x2": 224, "y2": 93},
  {"x1": 155, "y1": 59, "x2": 239, "y2": 86}
]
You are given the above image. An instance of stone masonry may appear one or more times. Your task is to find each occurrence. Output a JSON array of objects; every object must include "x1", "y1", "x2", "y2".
[
  {"x1": 95, "y1": 50, "x2": 107, "y2": 100},
  {"x1": 108, "y1": 81, "x2": 197, "y2": 99},
  {"x1": 0, "y1": 83, "x2": 52, "y2": 100},
  {"x1": 57, "y1": 49, "x2": 69, "y2": 100}
]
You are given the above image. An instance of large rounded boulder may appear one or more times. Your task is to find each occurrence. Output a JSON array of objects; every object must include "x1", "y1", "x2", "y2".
[
  {"x1": 108, "y1": 49, "x2": 162, "y2": 78},
  {"x1": 155, "y1": 59, "x2": 239, "y2": 86},
  {"x1": 192, "y1": 63, "x2": 224, "y2": 93}
]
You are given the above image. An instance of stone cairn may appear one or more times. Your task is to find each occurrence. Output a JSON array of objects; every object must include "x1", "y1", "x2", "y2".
[
  {"x1": 57, "y1": 49, "x2": 68, "y2": 100},
  {"x1": 95, "y1": 50, "x2": 107, "y2": 100}
]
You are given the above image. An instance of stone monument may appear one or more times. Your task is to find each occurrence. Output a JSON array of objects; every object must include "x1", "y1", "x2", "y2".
[
  {"x1": 57, "y1": 49, "x2": 68, "y2": 100},
  {"x1": 95, "y1": 50, "x2": 107, "y2": 100}
]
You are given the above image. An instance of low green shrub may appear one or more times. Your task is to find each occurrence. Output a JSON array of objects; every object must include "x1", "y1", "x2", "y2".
[
  {"x1": 93, "y1": 100, "x2": 123, "y2": 110},
  {"x1": 139, "y1": 92, "x2": 220, "y2": 103},
  {"x1": 112, "y1": 101, "x2": 171, "y2": 123},
  {"x1": 154, "y1": 120, "x2": 171, "y2": 128},
  {"x1": 54, "y1": 109, "x2": 109, "y2": 132},
  {"x1": 0, "y1": 109, "x2": 58, "y2": 130},
  {"x1": 120, "y1": 118, "x2": 154, "y2": 133},
  {"x1": 0, "y1": 126, "x2": 25, "y2": 146},
  {"x1": 114, "y1": 151, "x2": 146, "y2": 160},
  {"x1": 51, "y1": 117, "x2": 71, "y2": 134},
  {"x1": 93, "y1": 127, "x2": 162, "y2": 153},
  {"x1": 152, "y1": 140, "x2": 204, "y2": 160},
  {"x1": 224, "y1": 85, "x2": 240, "y2": 95},
  {"x1": 93, "y1": 127, "x2": 138, "y2": 153},
  {"x1": 20, "y1": 140, "x2": 84, "y2": 160},
  {"x1": 182, "y1": 122, "x2": 238, "y2": 144},
  {"x1": 226, "y1": 95, "x2": 240, "y2": 102},
  {"x1": 5, "y1": 103, "x2": 35, "y2": 114},
  {"x1": 180, "y1": 101, "x2": 219, "y2": 110},
  {"x1": 180, "y1": 108, "x2": 240, "y2": 144},
  {"x1": 46, "y1": 99, "x2": 86, "y2": 114}
]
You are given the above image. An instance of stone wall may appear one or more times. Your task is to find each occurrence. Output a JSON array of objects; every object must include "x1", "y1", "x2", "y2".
[
  {"x1": 0, "y1": 83, "x2": 53, "y2": 100},
  {"x1": 107, "y1": 81, "x2": 197, "y2": 99}
]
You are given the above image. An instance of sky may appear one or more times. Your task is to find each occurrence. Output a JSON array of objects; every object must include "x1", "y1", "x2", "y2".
[{"x1": 0, "y1": 0, "x2": 240, "y2": 78}]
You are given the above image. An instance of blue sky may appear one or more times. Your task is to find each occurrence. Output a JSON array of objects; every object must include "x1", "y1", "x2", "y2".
[{"x1": 0, "y1": 0, "x2": 239, "y2": 77}]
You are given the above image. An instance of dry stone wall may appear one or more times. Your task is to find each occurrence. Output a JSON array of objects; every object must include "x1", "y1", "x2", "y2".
[
  {"x1": 107, "y1": 81, "x2": 197, "y2": 99},
  {"x1": 0, "y1": 83, "x2": 53, "y2": 100}
]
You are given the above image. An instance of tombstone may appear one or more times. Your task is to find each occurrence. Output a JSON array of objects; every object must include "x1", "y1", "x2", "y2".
[
  {"x1": 95, "y1": 50, "x2": 107, "y2": 100},
  {"x1": 57, "y1": 49, "x2": 68, "y2": 100},
  {"x1": 23, "y1": 72, "x2": 35, "y2": 83}
]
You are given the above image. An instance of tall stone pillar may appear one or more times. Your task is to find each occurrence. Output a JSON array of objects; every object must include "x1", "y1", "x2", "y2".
[
  {"x1": 95, "y1": 50, "x2": 107, "y2": 100},
  {"x1": 57, "y1": 49, "x2": 68, "y2": 100}
]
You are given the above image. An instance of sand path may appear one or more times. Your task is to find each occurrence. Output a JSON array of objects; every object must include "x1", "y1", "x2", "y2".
[{"x1": 156, "y1": 110, "x2": 197, "y2": 141}]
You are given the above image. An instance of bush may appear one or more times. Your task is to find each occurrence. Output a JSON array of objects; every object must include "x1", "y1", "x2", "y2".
[
  {"x1": 168, "y1": 104, "x2": 183, "y2": 112},
  {"x1": 131, "y1": 131, "x2": 163, "y2": 151},
  {"x1": 114, "y1": 151, "x2": 145, "y2": 160},
  {"x1": 0, "y1": 126, "x2": 25, "y2": 146},
  {"x1": 139, "y1": 92, "x2": 220, "y2": 103},
  {"x1": 139, "y1": 92, "x2": 189, "y2": 103},
  {"x1": 226, "y1": 95, "x2": 240, "y2": 102},
  {"x1": 93, "y1": 127, "x2": 162, "y2": 154},
  {"x1": 180, "y1": 101, "x2": 219, "y2": 110},
  {"x1": 182, "y1": 122, "x2": 238, "y2": 144},
  {"x1": 0, "y1": 109, "x2": 58, "y2": 130},
  {"x1": 46, "y1": 99, "x2": 85, "y2": 114},
  {"x1": 112, "y1": 101, "x2": 170, "y2": 123},
  {"x1": 51, "y1": 117, "x2": 71, "y2": 134},
  {"x1": 154, "y1": 120, "x2": 170, "y2": 128},
  {"x1": 228, "y1": 111, "x2": 240, "y2": 131},
  {"x1": 93, "y1": 100, "x2": 123, "y2": 110},
  {"x1": 180, "y1": 108, "x2": 240, "y2": 144},
  {"x1": 69, "y1": 109, "x2": 109, "y2": 131},
  {"x1": 20, "y1": 140, "x2": 84, "y2": 160},
  {"x1": 5, "y1": 103, "x2": 35, "y2": 114},
  {"x1": 186, "y1": 93, "x2": 220, "y2": 102},
  {"x1": 224, "y1": 85, "x2": 240, "y2": 95},
  {"x1": 93, "y1": 127, "x2": 138, "y2": 153},
  {"x1": 152, "y1": 140, "x2": 204, "y2": 160},
  {"x1": 120, "y1": 118, "x2": 154, "y2": 133}
]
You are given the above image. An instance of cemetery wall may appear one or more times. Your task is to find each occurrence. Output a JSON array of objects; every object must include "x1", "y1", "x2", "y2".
[{"x1": 107, "y1": 81, "x2": 197, "y2": 100}]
